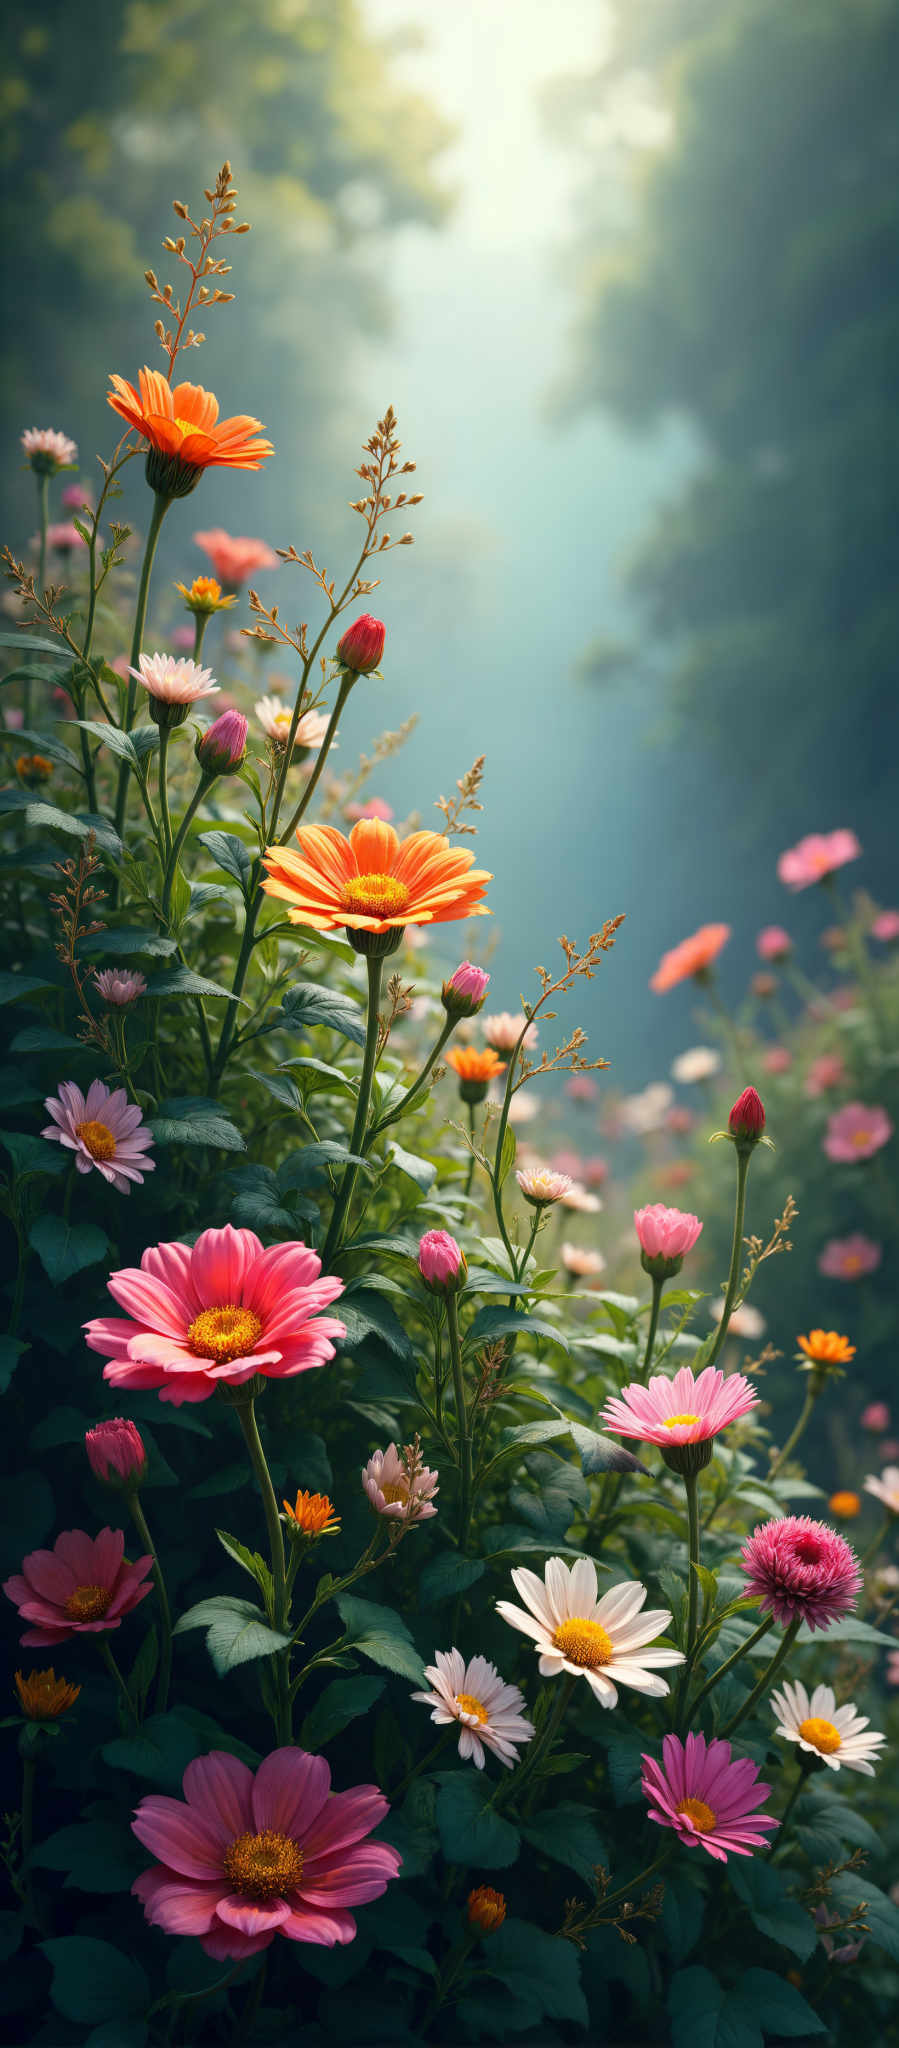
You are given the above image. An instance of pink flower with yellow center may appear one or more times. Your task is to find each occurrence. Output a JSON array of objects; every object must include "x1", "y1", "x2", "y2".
[
  {"x1": 132, "y1": 1747, "x2": 400, "y2": 1959},
  {"x1": 818, "y1": 1234, "x2": 882, "y2": 1280},
  {"x1": 254, "y1": 697, "x2": 330, "y2": 752},
  {"x1": 777, "y1": 829, "x2": 862, "y2": 890},
  {"x1": 83, "y1": 1224, "x2": 345, "y2": 1406},
  {"x1": 823, "y1": 1102, "x2": 893, "y2": 1163},
  {"x1": 601, "y1": 1366, "x2": 758, "y2": 1452},
  {"x1": 642, "y1": 1733, "x2": 777, "y2": 1863},
  {"x1": 4, "y1": 1528, "x2": 153, "y2": 1645},
  {"x1": 411, "y1": 1649, "x2": 534, "y2": 1769},
  {"x1": 516, "y1": 1166, "x2": 573, "y2": 1207},
  {"x1": 740, "y1": 1515, "x2": 861, "y2": 1630},
  {"x1": 42, "y1": 1079, "x2": 155, "y2": 1192},
  {"x1": 131, "y1": 652, "x2": 219, "y2": 707},
  {"x1": 361, "y1": 1442, "x2": 438, "y2": 1522}
]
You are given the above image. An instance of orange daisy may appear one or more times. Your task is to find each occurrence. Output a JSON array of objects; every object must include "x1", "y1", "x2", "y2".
[
  {"x1": 261, "y1": 819, "x2": 492, "y2": 942},
  {"x1": 15, "y1": 1668, "x2": 81, "y2": 1721},
  {"x1": 650, "y1": 923, "x2": 731, "y2": 993},
  {"x1": 797, "y1": 1330, "x2": 856, "y2": 1367},
  {"x1": 445, "y1": 1046, "x2": 506, "y2": 1088},
  {"x1": 282, "y1": 1490, "x2": 340, "y2": 1537},
  {"x1": 107, "y1": 368, "x2": 273, "y2": 497},
  {"x1": 828, "y1": 1491, "x2": 861, "y2": 1520}
]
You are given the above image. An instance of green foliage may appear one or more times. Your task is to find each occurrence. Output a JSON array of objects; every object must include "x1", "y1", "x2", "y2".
[{"x1": 174, "y1": 1594, "x2": 291, "y2": 1673}]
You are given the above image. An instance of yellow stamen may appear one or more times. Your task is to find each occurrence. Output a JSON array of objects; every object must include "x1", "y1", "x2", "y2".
[
  {"x1": 551, "y1": 1617, "x2": 614, "y2": 1669},
  {"x1": 676, "y1": 1796, "x2": 717, "y2": 1833},
  {"x1": 799, "y1": 1716, "x2": 842, "y2": 1755},
  {"x1": 380, "y1": 1480, "x2": 409, "y2": 1505},
  {"x1": 661, "y1": 1412, "x2": 702, "y2": 1430},
  {"x1": 223, "y1": 1829, "x2": 304, "y2": 1899},
  {"x1": 187, "y1": 1304, "x2": 263, "y2": 1363},
  {"x1": 75, "y1": 1119, "x2": 117, "y2": 1162},
  {"x1": 340, "y1": 872, "x2": 410, "y2": 920},
  {"x1": 455, "y1": 1691, "x2": 489, "y2": 1725},
  {"x1": 65, "y1": 1584, "x2": 112, "y2": 1623}
]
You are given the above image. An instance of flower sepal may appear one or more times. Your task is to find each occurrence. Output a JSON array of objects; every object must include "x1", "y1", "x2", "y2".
[{"x1": 660, "y1": 1437, "x2": 715, "y2": 1478}]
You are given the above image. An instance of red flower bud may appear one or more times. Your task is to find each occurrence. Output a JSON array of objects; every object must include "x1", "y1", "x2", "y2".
[
  {"x1": 729, "y1": 1086, "x2": 766, "y2": 1141},
  {"x1": 195, "y1": 709, "x2": 248, "y2": 777},
  {"x1": 85, "y1": 1417, "x2": 147, "y2": 1487},
  {"x1": 336, "y1": 614, "x2": 385, "y2": 675}
]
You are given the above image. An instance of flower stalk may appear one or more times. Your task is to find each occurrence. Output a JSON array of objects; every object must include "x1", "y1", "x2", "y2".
[{"x1": 321, "y1": 951, "x2": 384, "y2": 1266}]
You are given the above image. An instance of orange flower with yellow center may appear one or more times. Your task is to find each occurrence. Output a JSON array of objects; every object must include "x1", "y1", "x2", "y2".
[
  {"x1": 175, "y1": 575, "x2": 237, "y2": 614},
  {"x1": 261, "y1": 819, "x2": 492, "y2": 943},
  {"x1": 798, "y1": 1330, "x2": 856, "y2": 1366},
  {"x1": 445, "y1": 1046, "x2": 506, "y2": 1085},
  {"x1": 283, "y1": 1490, "x2": 340, "y2": 1537},
  {"x1": 15, "y1": 1668, "x2": 81, "y2": 1721},
  {"x1": 107, "y1": 368, "x2": 273, "y2": 497}
]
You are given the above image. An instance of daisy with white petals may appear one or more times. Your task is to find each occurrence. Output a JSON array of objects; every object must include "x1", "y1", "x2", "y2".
[
  {"x1": 496, "y1": 1557, "x2": 684, "y2": 1707},
  {"x1": 411, "y1": 1650, "x2": 534, "y2": 1769},
  {"x1": 131, "y1": 652, "x2": 220, "y2": 708},
  {"x1": 770, "y1": 1680, "x2": 885, "y2": 1776}
]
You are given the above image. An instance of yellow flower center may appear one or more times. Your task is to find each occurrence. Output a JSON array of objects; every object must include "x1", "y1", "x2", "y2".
[
  {"x1": 551, "y1": 1617, "x2": 614, "y2": 1668},
  {"x1": 187, "y1": 1304, "x2": 264, "y2": 1363},
  {"x1": 662, "y1": 1412, "x2": 702, "y2": 1430},
  {"x1": 379, "y1": 1480, "x2": 409, "y2": 1505},
  {"x1": 676, "y1": 1796, "x2": 717, "y2": 1833},
  {"x1": 844, "y1": 1255, "x2": 862, "y2": 1273},
  {"x1": 75, "y1": 1118, "x2": 117, "y2": 1162},
  {"x1": 65, "y1": 1584, "x2": 112, "y2": 1623},
  {"x1": 340, "y1": 872, "x2": 410, "y2": 921},
  {"x1": 174, "y1": 416, "x2": 201, "y2": 439},
  {"x1": 222, "y1": 1829, "x2": 305, "y2": 1900},
  {"x1": 851, "y1": 1129, "x2": 872, "y2": 1148},
  {"x1": 455, "y1": 1691, "x2": 489, "y2": 1725},
  {"x1": 799, "y1": 1716, "x2": 842, "y2": 1755}
]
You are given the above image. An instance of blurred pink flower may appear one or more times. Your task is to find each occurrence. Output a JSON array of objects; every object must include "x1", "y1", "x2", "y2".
[
  {"x1": 778, "y1": 829, "x2": 861, "y2": 890},
  {"x1": 61, "y1": 482, "x2": 92, "y2": 511},
  {"x1": 566, "y1": 1075, "x2": 598, "y2": 1102},
  {"x1": 561, "y1": 1182, "x2": 602, "y2": 1214},
  {"x1": 483, "y1": 1012, "x2": 537, "y2": 1053},
  {"x1": 871, "y1": 910, "x2": 899, "y2": 942},
  {"x1": 561, "y1": 1243, "x2": 605, "y2": 1279},
  {"x1": 47, "y1": 521, "x2": 86, "y2": 553},
  {"x1": 194, "y1": 528, "x2": 278, "y2": 586},
  {"x1": 666, "y1": 1105, "x2": 693, "y2": 1134},
  {"x1": 171, "y1": 624, "x2": 196, "y2": 652},
  {"x1": 756, "y1": 925, "x2": 792, "y2": 961},
  {"x1": 584, "y1": 1156, "x2": 609, "y2": 1187},
  {"x1": 642, "y1": 1733, "x2": 777, "y2": 1864},
  {"x1": 551, "y1": 1149, "x2": 583, "y2": 1178},
  {"x1": 805, "y1": 1053, "x2": 846, "y2": 1097},
  {"x1": 22, "y1": 426, "x2": 78, "y2": 470},
  {"x1": 762, "y1": 1046, "x2": 792, "y2": 1075},
  {"x1": 886, "y1": 1651, "x2": 899, "y2": 1687},
  {"x1": 823, "y1": 1103, "x2": 893, "y2": 1163},
  {"x1": 861, "y1": 1403, "x2": 890, "y2": 1432},
  {"x1": 345, "y1": 798, "x2": 394, "y2": 823},
  {"x1": 818, "y1": 1235, "x2": 882, "y2": 1280},
  {"x1": 4, "y1": 707, "x2": 24, "y2": 730}
]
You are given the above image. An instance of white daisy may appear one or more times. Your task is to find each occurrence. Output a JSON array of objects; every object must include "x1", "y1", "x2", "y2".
[
  {"x1": 863, "y1": 1466, "x2": 899, "y2": 1515},
  {"x1": 130, "y1": 652, "x2": 219, "y2": 706},
  {"x1": 496, "y1": 1557, "x2": 684, "y2": 1708},
  {"x1": 411, "y1": 1649, "x2": 535, "y2": 1769},
  {"x1": 255, "y1": 696, "x2": 330, "y2": 751},
  {"x1": 770, "y1": 1680, "x2": 886, "y2": 1776}
]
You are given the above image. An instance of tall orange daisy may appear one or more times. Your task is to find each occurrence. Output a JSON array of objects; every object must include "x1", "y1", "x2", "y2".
[
  {"x1": 107, "y1": 368, "x2": 273, "y2": 497},
  {"x1": 262, "y1": 818, "x2": 492, "y2": 956},
  {"x1": 650, "y1": 923, "x2": 731, "y2": 994}
]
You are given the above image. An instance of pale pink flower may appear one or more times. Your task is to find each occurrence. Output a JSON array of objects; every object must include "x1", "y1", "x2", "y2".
[
  {"x1": 818, "y1": 1234, "x2": 882, "y2": 1280},
  {"x1": 863, "y1": 1467, "x2": 899, "y2": 1515},
  {"x1": 21, "y1": 427, "x2": 77, "y2": 470},
  {"x1": 92, "y1": 968, "x2": 147, "y2": 1006},
  {"x1": 642, "y1": 1733, "x2": 777, "y2": 1864},
  {"x1": 255, "y1": 696, "x2": 330, "y2": 751},
  {"x1": 861, "y1": 1402, "x2": 890, "y2": 1432},
  {"x1": 622, "y1": 1083, "x2": 674, "y2": 1134},
  {"x1": 823, "y1": 1102, "x2": 893, "y2": 1163},
  {"x1": 84, "y1": 1224, "x2": 345, "y2": 1406},
  {"x1": 671, "y1": 1046, "x2": 721, "y2": 1085},
  {"x1": 411, "y1": 1650, "x2": 534, "y2": 1769},
  {"x1": 566, "y1": 1074, "x2": 598, "y2": 1102},
  {"x1": 497, "y1": 1558, "x2": 683, "y2": 1706},
  {"x1": 584, "y1": 1156, "x2": 609, "y2": 1187},
  {"x1": 551, "y1": 1149, "x2": 583, "y2": 1178},
  {"x1": 601, "y1": 1365, "x2": 758, "y2": 1449},
  {"x1": 666, "y1": 1106, "x2": 693, "y2": 1134},
  {"x1": 47, "y1": 521, "x2": 86, "y2": 553},
  {"x1": 710, "y1": 1297, "x2": 766, "y2": 1339},
  {"x1": 872, "y1": 910, "x2": 899, "y2": 943},
  {"x1": 418, "y1": 1230, "x2": 465, "y2": 1291},
  {"x1": 345, "y1": 798, "x2": 394, "y2": 823},
  {"x1": 4, "y1": 1527, "x2": 153, "y2": 1645},
  {"x1": 482, "y1": 1012, "x2": 537, "y2": 1053},
  {"x1": 756, "y1": 926, "x2": 792, "y2": 961},
  {"x1": 778, "y1": 830, "x2": 862, "y2": 890},
  {"x1": 516, "y1": 1166, "x2": 573, "y2": 1207},
  {"x1": 361, "y1": 1442, "x2": 438, "y2": 1523},
  {"x1": 132, "y1": 1747, "x2": 400, "y2": 1959},
  {"x1": 442, "y1": 962, "x2": 490, "y2": 1016},
  {"x1": 634, "y1": 1204, "x2": 702, "y2": 1265},
  {"x1": 739, "y1": 1515, "x2": 861, "y2": 1631},
  {"x1": 61, "y1": 482, "x2": 92, "y2": 511},
  {"x1": 171, "y1": 624, "x2": 196, "y2": 652},
  {"x1": 805, "y1": 1053, "x2": 846, "y2": 1097},
  {"x1": 42, "y1": 1079, "x2": 155, "y2": 1193},
  {"x1": 506, "y1": 1091, "x2": 538, "y2": 1126},
  {"x1": 193, "y1": 528, "x2": 278, "y2": 586},
  {"x1": 4, "y1": 707, "x2": 24, "y2": 730},
  {"x1": 131, "y1": 652, "x2": 219, "y2": 707},
  {"x1": 85, "y1": 1418, "x2": 147, "y2": 1486},
  {"x1": 561, "y1": 1243, "x2": 605, "y2": 1278},
  {"x1": 560, "y1": 1182, "x2": 602, "y2": 1214},
  {"x1": 886, "y1": 1652, "x2": 899, "y2": 1687},
  {"x1": 762, "y1": 1046, "x2": 792, "y2": 1075}
]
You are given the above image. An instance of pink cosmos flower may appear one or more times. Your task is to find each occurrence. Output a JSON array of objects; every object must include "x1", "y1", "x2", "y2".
[
  {"x1": 861, "y1": 1402, "x2": 890, "y2": 1433},
  {"x1": 42, "y1": 1079, "x2": 155, "y2": 1192},
  {"x1": 418, "y1": 1230, "x2": 466, "y2": 1293},
  {"x1": 823, "y1": 1102, "x2": 893, "y2": 1163},
  {"x1": 361, "y1": 1442, "x2": 438, "y2": 1522},
  {"x1": 634, "y1": 1204, "x2": 703, "y2": 1265},
  {"x1": 739, "y1": 1515, "x2": 862, "y2": 1630},
  {"x1": 131, "y1": 652, "x2": 219, "y2": 707},
  {"x1": 601, "y1": 1365, "x2": 758, "y2": 1448},
  {"x1": 132, "y1": 1747, "x2": 401, "y2": 1959},
  {"x1": 516, "y1": 1167, "x2": 573, "y2": 1207},
  {"x1": 756, "y1": 926, "x2": 792, "y2": 961},
  {"x1": 4, "y1": 1527, "x2": 153, "y2": 1645},
  {"x1": 193, "y1": 529, "x2": 278, "y2": 586},
  {"x1": 777, "y1": 830, "x2": 862, "y2": 890},
  {"x1": 641, "y1": 1733, "x2": 777, "y2": 1863},
  {"x1": 818, "y1": 1234, "x2": 882, "y2": 1280},
  {"x1": 85, "y1": 1418, "x2": 147, "y2": 1485},
  {"x1": 22, "y1": 427, "x2": 78, "y2": 470},
  {"x1": 482, "y1": 1012, "x2": 537, "y2": 1053},
  {"x1": 344, "y1": 798, "x2": 395, "y2": 823},
  {"x1": 92, "y1": 968, "x2": 147, "y2": 1006},
  {"x1": 411, "y1": 1649, "x2": 534, "y2": 1769},
  {"x1": 805, "y1": 1053, "x2": 846, "y2": 1097},
  {"x1": 84, "y1": 1224, "x2": 345, "y2": 1406},
  {"x1": 762, "y1": 1046, "x2": 792, "y2": 1075},
  {"x1": 871, "y1": 910, "x2": 899, "y2": 943}
]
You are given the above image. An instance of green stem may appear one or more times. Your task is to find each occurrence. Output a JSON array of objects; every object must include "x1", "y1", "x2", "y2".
[
  {"x1": 370, "y1": 1016, "x2": 455, "y2": 1139},
  {"x1": 591, "y1": 1845, "x2": 673, "y2": 1918},
  {"x1": 515, "y1": 1209, "x2": 542, "y2": 1286},
  {"x1": 767, "y1": 1758, "x2": 808, "y2": 1855},
  {"x1": 639, "y1": 1275, "x2": 664, "y2": 1382},
  {"x1": 321, "y1": 952, "x2": 384, "y2": 1266},
  {"x1": 28, "y1": 473, "x2": 50, "y2": 730},
  {"x1": 157, "y1": 724, "x2": 173, "y2": 861},
  {"x1": 685, "y1": 1474, "x2": 701, "y2": 1653},
  {"x1": 193, "y1": 611, "x2": 210, "y2": 662},
  {"x1": 718, "y1": 1617, "x2": 801, "y2": 1739},
  {"x1": 420, "y1": 1929, "x2": 478, "y2": 2036},
  {"x1": 20, "y1": 1755, "x2": 36, "y2": 1925},
  {"x1": 687, "y1": 1612, "x2": 775, "y2": 1718},
  {"x1": 161, "y1": 773, "x2": 210, "y2": 922},
  {"x1": 128, "y1": 1492, "x2": 173, "y2": 1716},
  {"x1": 463, "y1": 1101, "x2": 477, "y2": 1201},
  {"x1": 98, "y1": 1636, "x2": 139, "y2": 1730},
  {"x1": 704, "y1": 1148, "x2": 750, "y2": 1371},
  {"x1": 500, "y1": 1674, "x2": 576, "y2": 1808},
  {"x1": 391, "y1": 1728, "x2": 454, "y2": 1802},
  {"x1": 236, "y1": 1398, "x2": 290, "y2": 1739},
  {"x1": 113, "y1": 491, "x2": 170, "y2": 837},
  {"x1": 768, "y1": 1384, "x2": 819, "y2": 1481},
  {"x1": 859, "y1": 1513, "x2": 893, "y2": 1570},
  {"x1": 446, "y1": 1291, "x2": 473, "y2": 1554}
]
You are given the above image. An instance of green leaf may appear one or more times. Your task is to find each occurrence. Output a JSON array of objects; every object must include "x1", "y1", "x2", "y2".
[
  {"x1": 29, "y1": 1215, "x2": 109, "y2": 1284},
  {"x1": 520, "y1": 1804, "x2": 608, "y2": 1884},
  {"x1": 24, "y1": 802, "x2": 122, "y2": 859},
  {"x1": 335, "y1": 1593, "x2": 425, "y2": 1683},
  {"x1": 418, "y1": 1554, "x2": 485, "y2": 1604},
  {"x1": 300, "y1": 1675, "x2": 386, "y2": 1749},
  {"x1": 32, "y1": 1819, "x2": 145, "y2": 1892},
  {"x1": 830, "y1": 1871, "x2": 899, "y2": 1961},
  {"x1": 569, "y1": 1421, "x2": 649, "y2": 1476},
  {"x1": 481, "y1": 1918, "x2": 588, "y2": 2026},
  {"x1": 728, "y1": 1860, "x2": 816, "y2": 1961},
  {"x1": 248, "y1": 1067, "x2": 303, "y2": 1112},
  {"x1": 0, "y1": 630, "x2": 70, "y2": 657},
  {"x1": 173, "y1": 1595, "x2": 291, "y2": 1674},
  {"x1": 0, "y1": 971, "x2": 54, "y2": 1005},
  {"x1": 0, "y1": 724, "x2": 81, "y2": 771},
  {"x1": 467, "y1": 1305, "x2": 570, "y2": 1352},
  {"x1": 0, "y1": 1128, "x2": 66, "y2": 1179},
  {"x1": 337, "y1": 1290, "x2": 414, "y2": 1364},
  {"x1": 101, "y1": 1708, "x2": 257, "y2": 1790},
  {"x1": 86, "y1": 2023, "x2": 148, "y2": 2048},
  {"x1": 669, "y1": 1967, "x2": 761, "y2": 2048},
  {"x1": 0, "y1": 1337, "x2": 28, "y2": 1394},
  {"x1": 497, "y1": 1122, "x2": 517, "y2": 1186},
  {"x1": 435, "y1": 1772, "x2": 521, "y2": 1869},
  {"x1": 387, "y1": 1139, "x2": 436, "y2": 1192},
  {"x1": 216, "y1": 1528, "x2": 273, "y2": 1601},
  {"x1": 128, "y1": 1626, "x2": 159, "y2": 1715},
  {"x1": 278, "y1": 1140, "x2": 374, "y2": 1187},
  {"x1": 42, "y1": 1938, "x2": 149, "y2": 2025},
  {"x1": 796, "y1": 1614, "x2": 899, "y2": 1648},
  {"x1": 737, "y1": 1967, "x2": 826, "y2": 2037},
  {"x1": 148, "y1": 1095, "x2": 245, "y2": 1152},
  {"x1": 660, "y1": 1874, "x2": 704, "y2": 1964},
  {"x1": 10, "y1": 1024, "x2": 83, "y2": 1052},
  {"x1": 145, "y1": 966, "x2": 244, "y2": 1001},
  {"x1": 198, "y1": 829, "x2": 253, "y2": 890},
  {"x1": 496, "y1": 1418, "x2": 570, "y2": 1452},
  {"x1": 279, "y1": 979, "x2": 366, "y2": 1047},
  {"x1": 279, "y1": 1053, "x2": 355, "y2": 1094}
]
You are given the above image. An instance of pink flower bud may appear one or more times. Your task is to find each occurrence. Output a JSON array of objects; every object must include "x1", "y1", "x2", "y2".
[
  {"x1": 442, "y1": 961, "x2": 490, "y2": 1018},
  {"x1": 634, "y1": 1202, "x2": 702, "y2": 1278},
  {"x1": 85, "y1": 1417, "x2": 147, "y2": 1487},
  {"x1": 336, "y1": 614, "x2": 386, "y2": 674},
  {"x1": 756, "y1": 925, "x2": 792, "y2": 962},
  {"x1": 196, "y1": 709, "x2": 248, "y2": 777},
  {"x1": 729, "y1": 1086, "x2": 766, "y2": 1141},
  {"x1": 418, "y1": 1229, "x2": 467, "y2": 1295},
  {"x1": 861, "y1": 1402, "x2": 890, "y2": 1432}
]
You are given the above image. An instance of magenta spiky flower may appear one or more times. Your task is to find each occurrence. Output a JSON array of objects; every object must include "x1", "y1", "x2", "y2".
[
  {"x1": 641, "y1": 1732, "x2": 778, "y2": 1864},
  {"x1": 740, "y1": 1515, "x2": 862, "y2": 1631}
]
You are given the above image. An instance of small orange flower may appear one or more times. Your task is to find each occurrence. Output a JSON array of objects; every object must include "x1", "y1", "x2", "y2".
[
  {"x1": 107, "y1": 368, "x2": 273, "y2": 496},
  {"x1": 175, "y1": 575, "x2": 237, "y2": 615},
  {"x1": 828, "y1": 1491, "x2": 861, "y2": 1520},
  {"x1": 262, "y1": 819, "x2": 492, "y2": 945},
  {"x1": 283, "y1": 1490, "x2": 340, "y2": 1537},
  {"x1": 16, "y1": 753, "x2": 53, "y2": 786},
  {"x1": 650, "y1": 923, "x2": 731, "y2": 993},
  {"x1": 15, "y1": 1668, "x2": 81, "y2": 1720},
  {"x1": 467, "y1": 1885, "x2": 506, "y2": 1933},
  {"x1": 797, "y1": 1331, "x2": 856, "y2": 1366},
  {"x1": 445, "y1": 1046, "x2": 506, "y2": 1085}
]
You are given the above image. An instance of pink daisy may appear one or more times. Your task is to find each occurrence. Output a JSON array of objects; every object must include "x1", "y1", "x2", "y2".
[
  {"x1": 601, "y1": 1366, "x2": 758, "y2": 1449},
  {"x1": 22, "y1": 426, "x2": 78, "y2": 470},
  {"x1": 83, "y1": 1223, "x2": 345, "y2": 1407},
  {"x1": 92, "y1": 969, "x2": 147, "y2": 1006},
  {"x1": 42, "y1": 1079, "x2": 155, "y2": 1192},
  {"x1": 411, "y1": 1649, "x2": 534, "y2": 1769},
  {"x1": 805, "y1": 1053, "x2": 846, "y2": 1097},
  {"x1": 634, "y1": 1204, "x2": 703, "y2": 1265},
  {"x1": 361, "y1": 1441, "x2": 438, "y2": 1523},
  {"x1": 823, "y1": 1102, "x2": 893, "y2": 1163},
  {"x1": 3, "y1": 1527, "x2": 153, "y2": 1646},
  {"x1": 777, "y1": 830, "x2": 861, "y2": 890},
  {"x1": 739, "y1": 1515, "x2": 861, "y2": 1631},
  {"x1": 130, "y1": 652, "x2": 219, "y2": 707},
  {"x1": 818, "y1": 1235, "x2": 882, "y2": 1281},
  {"x1": 132, "y1": 1747, "x2": 401, "y2": 1960},
  {"x1": 641, "y1": 1733, "x2": 777, "y2": 1863}
]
